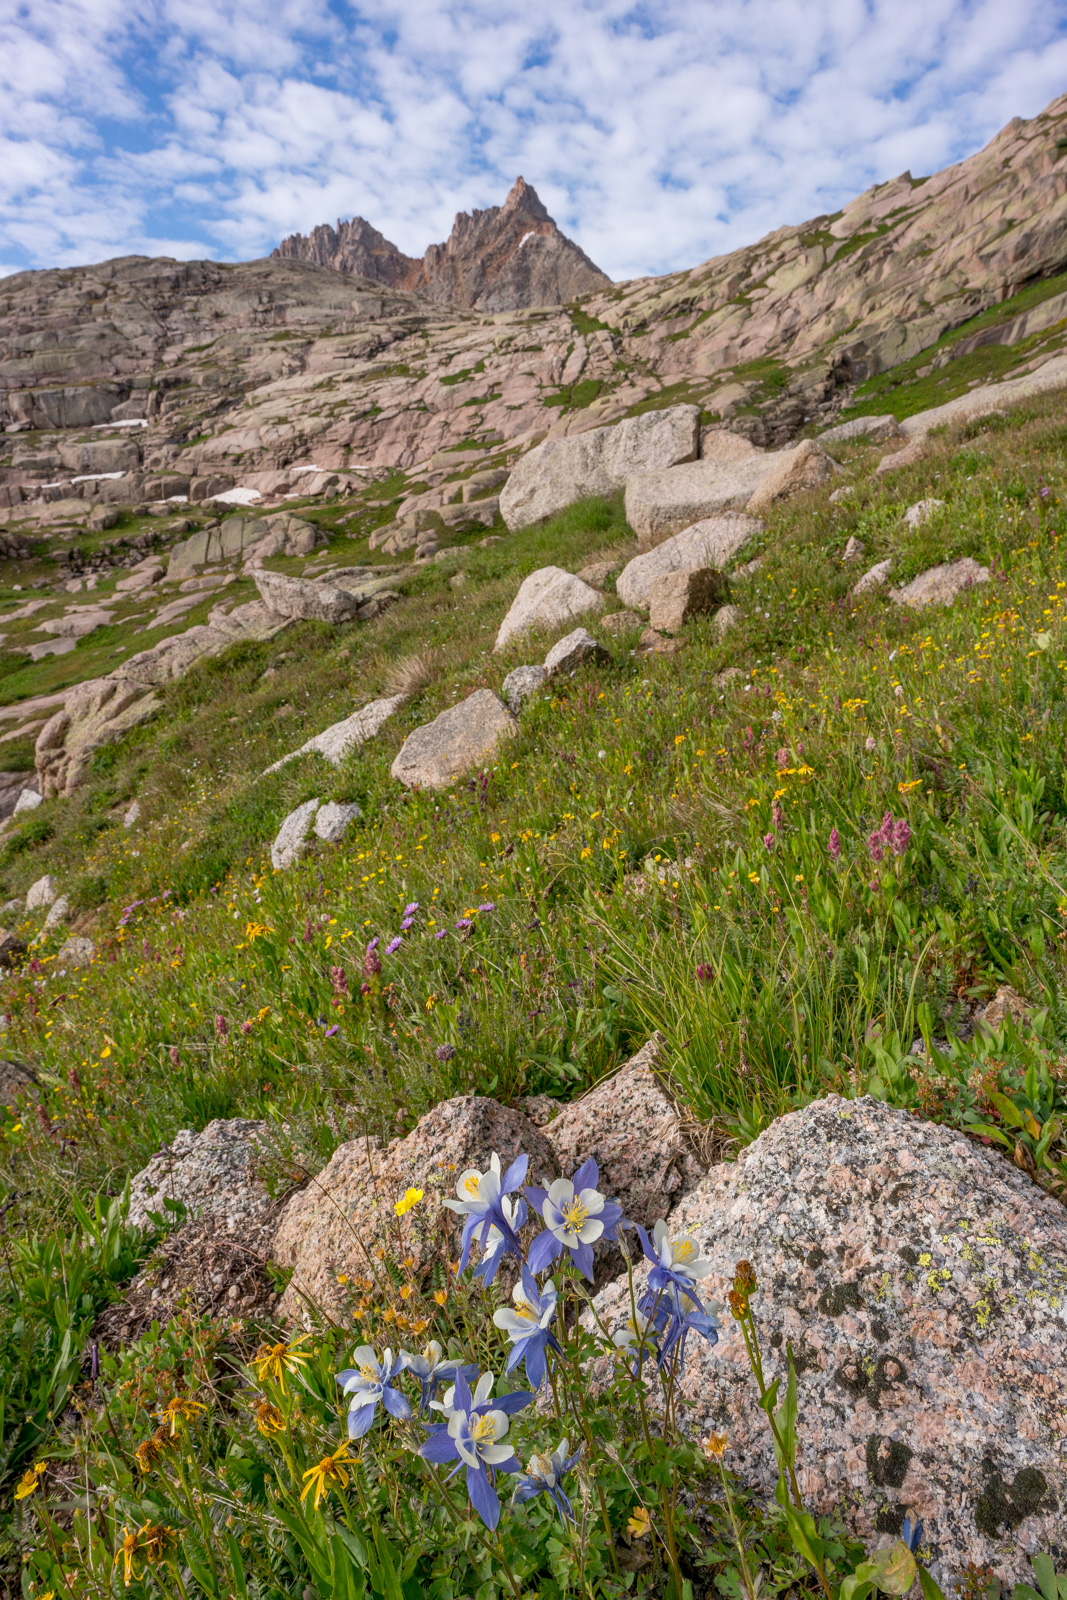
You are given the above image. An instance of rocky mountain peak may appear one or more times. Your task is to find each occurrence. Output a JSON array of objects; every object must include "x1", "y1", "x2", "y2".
[{"x1": 272, "y1": 178, "x2": 611, "y2": 312}]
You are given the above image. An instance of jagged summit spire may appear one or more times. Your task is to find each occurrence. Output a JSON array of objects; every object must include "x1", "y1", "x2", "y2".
[{"x1": 273, "y1": 180, "x2": 609, "y2": 311}]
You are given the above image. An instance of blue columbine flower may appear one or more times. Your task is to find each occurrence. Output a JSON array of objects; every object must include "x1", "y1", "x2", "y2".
[
  {"x1": 512, "y1": 1438, "x2": 582, "y2": 1523},
  {"x1": 901, "y1": 1511, "x2": 923, "y2": 1553},
  {"x1": 419, "y1": 1371, "x2": 531, "y2": 1529},
  {"x1": 474, "y1": 1195, "x2": 528, "y2": 1286},
  {"x1": 492, "y1": 1267, "x2": 563, "y2": 1389},
  {"x1": 526, "y1": 1158, "x2": 624, "y2": 1282},
  {"x1": 656, "y1": 1301, "x2": 719, "y2": 1369},
  {"x1": 401, "y1": 1340, "x2": 477, "y2": 1413},
  {"x1": 634, "y1": 1219, "x2": 714, "y2": 1313},
  {"x1": 336, "y1": 1345, "x2": 412, "y2": 1438},
  {"x1": 442, "y1": 1151, "x2": 528, "y2": 1274}
]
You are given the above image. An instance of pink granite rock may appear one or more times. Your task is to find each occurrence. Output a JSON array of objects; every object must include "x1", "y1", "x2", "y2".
[
  {"x1": 273, "y1": 1095, "x2": 557, "y2": 1324},
  {"x1": 590, "y1": 1095, "x2": 1067, "y2": 1585},
  {"x1": 543, "y1": 1034, "x2": 704, "y2": 1230}
]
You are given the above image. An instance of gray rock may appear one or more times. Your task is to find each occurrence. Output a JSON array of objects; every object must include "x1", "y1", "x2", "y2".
[
  {"x1": 494, "y1": 566, "x2": 605, "y2": 652},
  {"x1": 842, "y1": 535, "x2": 865, "y2": 562},
  {"x1": 12, "y1": 789, "x2": 42, "y2": 817},
  {"x1": 891, "y1": 558, "x2": 990, "y2": 609},
  {"x1": 818, "y1": 413, "x2": 901, "y2": 444},
  {"x1": 543, "y1": 627, "x2": 611, "y2": 677},
  {"x1": 589, "y1": 1094, "x2": 1067, "y2": 1585},
  {"x1": 616, "y1": 516, "x2": 762, "y2": 611},
  {"x1": 500, "y1": 405, "x2": 700, "y2": 530},
  {"x1": 853, "y1": 558, "x2": 894, "y2": 595},
  {"x1": 55, "y1": 936, "x2": 94, "y2": 967},
  {"x1": 624, "y1": 458, "x2": 772, "y2": 547},
  {"x1": 126, "y1": 1117, "x2": 271, "y2": 1233},
  {"x1": 26, "y1": 874, "x2": 58, "y2": 911},
  {"x1": 745, "y1": 439, "x2": 840, "y2": 514},
  {"x1": 576, "y1": 560, "x2": 621, "y2": 589},
  {"x1": 169, "y1": 514, "x2": 321, "y2": 579},
  {"x1": 123, "y1": 799, "x2": 141, "y2": 827},
  {"x1": 43, "y1": 895, "x2": 69, "y2": 930},
  {"x1": 713, "y1": 603, "x2": 741, "y2": 637},
  {"x1": 253, "y1": 569, "x2": 359, "y2": 624},
  {"x1": 391, "y1": 690, "x2": 517, "y2": 790},
  {"x1": 270, "y1": 797, "x2": 321, "y2": 870},
  {"x1": 648, "y1": 567, "x2": 731, "y2": 634},
  {"x1": 265, "y1": 696, "x2": 405, "y2": 773},
  {"x1": 37, "y1": 609, "x2": 114, "y2": 639},
  {"x1": 502, "y1": 664, "x2": 547, "y2": 713},
  {"x1": 903, "y1": 497, "x2": 946, "y2": 528},
  {"x1": 599, "y1": 609, "x2": 645, "y2": 634},
  {"x1": 313, "y1": 800, "x2": 362, "y2": 842}
]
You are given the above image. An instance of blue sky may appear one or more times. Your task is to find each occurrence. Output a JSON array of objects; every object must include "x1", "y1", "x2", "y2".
[{"x1": 2, "y1": 0, "x2": 1066, "y2": 282}]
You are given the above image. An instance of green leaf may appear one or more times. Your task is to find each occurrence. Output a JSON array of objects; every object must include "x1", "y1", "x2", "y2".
[
  {"x1": 224, "y1": 1531, "x2": 250, "y2": 1600},
  {"x1": 919, "y1": 1566, "x2": 949, "y2": 1600},
  {"x1": 1032, "y1": 1555, "x2": 1059, "y2": 1600},
  {"x1": 780, "y1": 1501, "x2": 827, "y2": 1572},
  {"x1": 868, "y1": 1541, "x2": 917, "y2": 1595},
  {"x1": 987, "y1": 1090, "x2": 1026, "y2": 1129},
  {"x1": 1013, "y1": 1585, "x2": 1045, "y2": 1600}
]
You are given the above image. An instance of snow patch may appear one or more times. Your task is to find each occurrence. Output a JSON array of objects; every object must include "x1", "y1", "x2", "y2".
[{"x1": 210, "y1": 487, "x2": 263, "y2": 506}]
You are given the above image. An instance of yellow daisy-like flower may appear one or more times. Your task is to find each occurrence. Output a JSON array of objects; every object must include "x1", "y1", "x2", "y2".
[
  {"x1": 252, "y1": 1333, "x2": 312, "y2": 1394},
  {"x1": 14, "y1": 1460, "x2": 47, "y2": 1501},
  {"x1": 394, "y1": 1186, "x2": 424, "y2": 1217},
  {"x1": 135, "y1": 1428, "x2": 170, "y2": 1474},
  {"x1": 703, "y1": 1432, "x2": 728, "y2": 1462},
  {"x1": 138, "y1": 1521, "x2": 178, "y2": 1566},
  {"x1": 115, "y1": 1527, "x2": 141, "y2": 1587},
  {"x1": 154, "y1": 1395, "x2": 207, "y2": 1437},
  {"x1": 300, "y1": 1440, "x2": 351, "y2": 1510},
  {"x1": 627, "y1": 1506, "x2": 652, "y2": 1539},
  {"x1": 254, "y1": 1397, "x2": 285, "y2": 1436},
  {"x1": 433, "y1": 1288, "x2": 448, "y2": 1306}
]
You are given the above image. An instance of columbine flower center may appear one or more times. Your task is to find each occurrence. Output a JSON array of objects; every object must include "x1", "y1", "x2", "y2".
[
  {"x1": 463, "y1": 1174, "x2": 481, "y2": 1196},
  {"x1": 515, "y1": 1297, "x2": 538, "y2": 1321},
  {"x1": 528, "y1": 1453, "x2": 552, "y2": 1480},
  {"x1": 672, "y1": 1237, "x2": 698, "y2": 1264},
  {"x1": 358, "y1": 1364, "x2": 379, "y2": 1384},
  {"x1": 470, "y1": 1414, "x2": 497, "y2": 1443},
  {"x1": 561, "y1": 1198, "x2": 589, "y2": 1233}
]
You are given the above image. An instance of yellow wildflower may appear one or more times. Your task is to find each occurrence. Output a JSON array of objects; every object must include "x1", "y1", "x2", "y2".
[
  {"x1": 14, "y1": 1460, "x2": 47, "y2": 1500},
  {"x1": 703, "y1": 1432, "x2": 728, "y2": 1462},
  {"x1": 115, "y1": 1527, "x2": 141, "y2": 1587},
  {"x1": 627, "y1": 1506, "x2": 652, "y2": 1539},
  {"x1": 138, "y1": 1522, "x2": 178, "y2": 1566},
  {"x1": 254, "y1": 1398, "x2": 285, "y2": 1436},
  {"x1": 252, "y1": 1334, "x2": 312, "y2": 1394},
  {"x1": 434, "y1": 1288, "x2": 448, "y2": 1306},
  {"x1": 300, "y1": 1441, "x2": 351, "y2": 1510},
  {"x1": 394, "y1": 1187, "x2": 424, "y2": 1217},
  {"x1": 154, "y1": 1395, "x2": 207, "y2": 1436},
  {"x1": 135, "y1": 1427, "x2": 170, "y2": 1473}
]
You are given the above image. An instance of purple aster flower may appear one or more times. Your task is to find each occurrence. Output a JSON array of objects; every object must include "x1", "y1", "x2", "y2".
[
  {"x1": 434, "y1": 929, "x2": 448, "y2": 939},
  {"x1": 478, "y1": 902, "x2": 496, "y2": 912},
  {"x1": 526, "y1": 1158, "x2": 624, "y2": 1283},
  {"x1": 400, "y1": 917, "x2": 415, "y2": 931},
  {"x1": 325, "y1": 1024, "x2": 340, "y2": 1037},
  {"x1": 828, "y1": 826, "x2": 841, "y2": 861},
  {"x1": 455, "y1": 918, "x2": 472, "y2": 930},
  {"x1": 404, "y1": 902, "x2": 419, "y2": 915},
  {"x1": 385, "y1": 936, "x2": 403, "y2": 955},
  {"x1": 366, "y1": 935, "x2": 380, "y2": 951},
  {"x1": 442, "y1": 1151, "x2": 529, "y2": 1274},
  {"x1": 418, "y1": 1370, "x2": 531, "y2": 1530}
]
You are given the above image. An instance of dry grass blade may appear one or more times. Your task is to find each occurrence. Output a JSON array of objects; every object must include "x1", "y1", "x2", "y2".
[{"x1": 384, "y1": 650, "x2": 440, "y2": 699}]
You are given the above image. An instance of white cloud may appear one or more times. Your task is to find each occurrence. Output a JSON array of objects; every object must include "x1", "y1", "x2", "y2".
[{"x1": 0, "y1": 0, "x2": 1065, "y2": 281}]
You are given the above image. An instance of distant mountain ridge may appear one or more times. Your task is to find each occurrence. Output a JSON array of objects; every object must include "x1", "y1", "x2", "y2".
[{"x1": 272, "y1": 177, "x2": 612, "y2": 312}]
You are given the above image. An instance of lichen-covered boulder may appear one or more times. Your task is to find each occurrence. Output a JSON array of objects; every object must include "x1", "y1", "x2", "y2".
[
  {"x1": 273, "y1": 1096, "x2": 558, "y2": 1324},
  {"x1": 590, "y1": 1095, "x2": 1067, "y2": 1585}
]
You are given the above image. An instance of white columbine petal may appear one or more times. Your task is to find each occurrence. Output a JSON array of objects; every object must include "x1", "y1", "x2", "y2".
[{"x1": 472, "y1": 1372, "x2": 495, "y2": 1407}]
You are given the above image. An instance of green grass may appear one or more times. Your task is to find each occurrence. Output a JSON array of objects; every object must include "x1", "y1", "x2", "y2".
[{"x1": 6, "y1": 387, "x2": 1067, "y2": 1587}]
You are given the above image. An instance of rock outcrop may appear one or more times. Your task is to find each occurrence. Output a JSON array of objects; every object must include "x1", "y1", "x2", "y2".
[
  {"x1": 616, "y1": 516, "x2": 762, "y2": 610},
  {"x1": 494, "y1": 567, "x2": 605, "y2": 651},
  {"x1": 390, "y1": 690, "x2": 517, "y2": 789},
  {"x1": 274, "y1": 178, "x2": 611, "y2": 312},
  {"x1": 590, "y1": 1095, "x2": 1067, "y2": 1585},
  {"x1": 890, "y1": 558, "x2": 990, "y2": 608},
  {"x1": 499, "y1": 406, "x2": 700, "y2": 530}
]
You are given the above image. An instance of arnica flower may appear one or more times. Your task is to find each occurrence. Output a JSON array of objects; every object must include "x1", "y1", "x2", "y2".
[
  {"x1": 153, "y1": 1395, "x2": 207, "y2": 1436},
  {"x1": 492, "y1": 1267, "x2": 562, "y2": 1389},
  {"x1": 252, "y1": 1334, "x2": 312, "y2": 1394},
  {"x1": 526, "y1": 1157, "x2": 624, "y2": 1282},
  {"x1": 401, "y1": 1339, "x2": 477, "y2": 1413},
  {"x1": 254, "y1": 1398, "x2": 285, "y2": 1436},
  {"x1": 475, "y1": 1194, "x2": 528, "y2": 1285},
  {"x1": 419, "y1": 1371, "x2": 530, "y2": 1530},
  {"x1": 337, "y1": 1345, "x2": 412, "y2": 1438},
  {"x1": 442, "y1": 1151, "x2": 529, "y2": 1274},
  {"x1": 394, "y1": 1186, "x2": 423, "y2": 1217},
  {"x1": 300, "y1": 1441, "x2": 351, "y2": 1510},
  {"x1": 115, "y1": 1527, "x2": 142, "y2": 1587},
  {"x1": 14, "y1": 1459, "x2": 47, "y2": 1500},
  {"x1": 134, "y1": 1427, "x2": 170, "y2": 1473},
  {"x1": 828, "y1": 826, "x2": 841, "y2": 861},
  {"x1": 513, "y1": 1438, "x2": 582, "y2": 1524},
  {"x1": 627, "y1": 1506, "x2": 652, "y2": 1539},
  {"x1": 138, "y1": 1522, "x2": 178, "y2": 1567}
]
